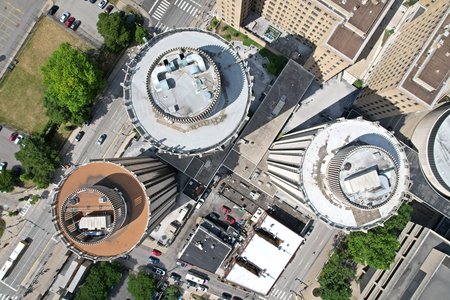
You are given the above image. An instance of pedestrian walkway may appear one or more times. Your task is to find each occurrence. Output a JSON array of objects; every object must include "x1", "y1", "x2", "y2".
[
  {"x1": 0, "y1": 294, "x2": 19, "y2": 300},
  {"x1": 151, "y1": 0, "x2": 171, "y2": 20},
  {"x1": 174, "y1": 0, "x2": 200, "y2": 17},
  {"x1": 18, "y1": 201, "x2": 31, "y2": 217},
  {"x1": 269, "y1": 288, "x2": 293, "y2": 300}
]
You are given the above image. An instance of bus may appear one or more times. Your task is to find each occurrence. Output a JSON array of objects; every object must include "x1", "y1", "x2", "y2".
[
  {"x1": 185, "y1": 271, "x2": 208, "y2": 285},
  {"x1": 0, "y1": 240, "x2": 29, "y2": 280}
]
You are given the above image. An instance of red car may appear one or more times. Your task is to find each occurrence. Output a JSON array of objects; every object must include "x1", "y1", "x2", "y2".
[
  {"x1": 65, "y1": 16, "x2": 75, "y2": 27},
  {"x1": 225, "y1": 215, "x2": 236, "y2": 225},
  {"x1": 221, "y1": 205, "x2": 231, "y2": 214},
  {"x1": 9, "y1": 132, "x2": 18, "y2": 142},
  {"x1": 152, "y1": 249, "x2": 162, "y2": 256}
]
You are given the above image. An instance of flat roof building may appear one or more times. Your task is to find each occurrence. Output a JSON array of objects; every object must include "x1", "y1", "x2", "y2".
[
  {"x1": 267, "y1": 118, "x2": 411, "y2": 231},
  {"x1": 179, "y1": 220, "x2": 233, "y2": 274},
  {"x1": 359, "y1": 222, "x2": 450, "y2": 300},
  {"x1": 51, "y1": 157, "x2": 178, "y2": 261},
  {"x1": 225, "y1": 215, "x2": 304, "y2": 295},
  {"x1": 354, "y1": 0, "x2": 450, "y2": 120},
  {"x1": 122, "y1": 29, "x2": 253, "y2": 156}
]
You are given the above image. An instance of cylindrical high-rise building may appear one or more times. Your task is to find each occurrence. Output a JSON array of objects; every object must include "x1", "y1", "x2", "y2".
[
  {"x1": 51, "y1": 157, "x2": 178, "y2": 261},
  {"x1": 411, "y1": 103, "x2": 450, "y2": 198},
  {"x1": 122, "y1": 29, "x2": 253, "y2": 156},
  {"x1": 267, "y1": 118, "x2": 411, "y2": 231}
]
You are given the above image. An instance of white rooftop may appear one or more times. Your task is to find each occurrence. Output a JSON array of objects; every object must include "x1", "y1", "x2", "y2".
[
  {"x1": 226, "y1": 215, "x2": 304, "y2": 295},
  {"x1": 432, "y1": 111, "x2": 450, "y2": 191},
  {"x1": 79, "y1": 215, "x2": 111, "y2": 230},
  {"x1": 126, "y1": 29, "x2": 252, "y2": 155},
  {"x1": 301, "y1": 118, "x2": 410, "y2": 229}
]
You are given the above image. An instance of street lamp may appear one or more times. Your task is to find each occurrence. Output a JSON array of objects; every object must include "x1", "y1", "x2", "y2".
[{"x1": 290, "y1": 290, "x2": 305, "y2": 300}]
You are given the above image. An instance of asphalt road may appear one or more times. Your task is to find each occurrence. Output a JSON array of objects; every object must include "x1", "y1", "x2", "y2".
[
  {"x1": 0, "y1": 126, "x2": 21, "y2": 172},
  {"x1": 144, "y1": 0, "x2": 215, "y2": 32},
  {"x1": 0, "y1": 0, "x2": 47, "y2": 78}
]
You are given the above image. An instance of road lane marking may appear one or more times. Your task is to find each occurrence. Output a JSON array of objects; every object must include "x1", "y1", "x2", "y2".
[
  {"x1": 102, "y1": 123, "x2": 126, "y2": 158},
  {"x1": 148, "y1": 0, "x2": 161, "y2": 14}
]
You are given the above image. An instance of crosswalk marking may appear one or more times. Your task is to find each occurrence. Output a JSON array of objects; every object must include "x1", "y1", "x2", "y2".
[
  {"x1": 0, "y1": 294, "x2": 19, "y2": 300},
  {"x1": 152, "y1": 0, "x2": 171, "y2": 21},
  {"x1": 19, "y1": 201, "x2": 31, "y2": 217},
  {"x1": 175, "y1": 0, "x2": 200, "y2": 16}
]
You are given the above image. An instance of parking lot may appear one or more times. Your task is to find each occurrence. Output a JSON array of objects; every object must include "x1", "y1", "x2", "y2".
[
  {"x1": 52, "y1": 0, "x2": 107, "y2": 47},
  {"x1": 0, "y1": 125, "x2": 22, "y2": 171}
]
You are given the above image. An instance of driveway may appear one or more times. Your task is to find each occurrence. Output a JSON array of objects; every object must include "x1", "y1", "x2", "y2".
[{"x1": 52, "y1": 0, "x2": 106, "y2": 47}]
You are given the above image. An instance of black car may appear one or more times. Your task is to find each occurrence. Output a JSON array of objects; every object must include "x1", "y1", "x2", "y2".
[
  {"x1": 89, "y1": 0, "x2": 97, "y2": 3},
  {"x1": 47, "y1": 5, "x2": 59, "y2": 15},
  {"x1": 75, "y1": 131, "x2": 85, "y2": 142},
  {"x1": 186, "y1": 280, "x2": 197, "y2": 288},
  {"x1": 222, "y1": 293, "x2": 232, "y2": 300},
  {"x1": 70, "y1": 19, "x2": 81, "y2": 30},
  {"x1": 170, "y1": 272, "x2": 181, "y2": 281},
  {"x1": 207, "y1": 212, "x2": 220, "y2": 220},
  {"x1": 202, "y1": 188, "x2": 212, "y2": 199}
]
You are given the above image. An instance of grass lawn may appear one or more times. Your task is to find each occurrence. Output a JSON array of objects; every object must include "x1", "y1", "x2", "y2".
[
  {"x1": 217, "y1": 23, "x2": 262, "y2": 49},
  {"x1": 0, "y1": 17, "x2": 93, "y2": 133}
]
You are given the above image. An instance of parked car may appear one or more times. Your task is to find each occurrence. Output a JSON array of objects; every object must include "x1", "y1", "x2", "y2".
[
  {"x1": 0, "y1": 162, "x2": 7, "y2": 172},
  {"x1": 9, "y1": 132, "x2": 18, "y2": 142},
  {"x1": 14, "y1": 134, "x2": 23, "y2": 144},
  {"x1": 195, "y1": 198, "x2": 204, "y2": 209},
  {"x1": 149, "y1": 266, "x2": 166, "y2": 276},
  {"x1": 98, "y1": 0, "x2": 108, "y2": 8},
  {"x1": 208, "y1": 212, "x2": 220, "y2": 220},
  {"x1": 89, "y1": 0, "x2": 97, "y2": 3},
  {"x1": 186, "y1": 280, "x2": 197, "y2": 288},
  {"x1": 97, "y1": 134, "x2": 107, "y2": 145},
  {"x1": 202, "y1": 188, "x2": 211, "y2": 199},
  {"x1": 152, "y1": 249, "x2": 162, "y2": 256},
  {"x1": 198, "y1": 284, "x2": 208, "y2": 292},
  {"x1": 170, "y1": 272, "x2": 181, "y2": 281},
  {"x1": 75, "y1": 131, "x2": 85, "y2": 142},
  {"x1": 104, "y1": 4, "x2": 113, "y2": 14},
  {"x1": 176, "y1": 260, "x2": 187, "y2": 267},
  {"x1": 148, "y1": 256, "x2": 160, "y2": 264},
  {"x1": 225, "y1": 215, "x2": 236, "y2": 225},
  {"x1": 70, "y1": 19, "x2": 81, "y2": 30},
  {"x1": 48, "y1": 5, "x2": 59, "y2": 15},
  {"x1": 0, "y1": 125, "x2": 3, "y2": 132},
  {"x1": 222, "y1": 293, "x2": 232, "y2": 300},
  {"x1": 221, "y1": 205, "x2": 231, "y2": 214},
  {"x1": 65, "y1": 16, "x2": 75, "y2": 27},
  {"x1": 59, "y1": 12, "x2": 70, "y2": 23}
]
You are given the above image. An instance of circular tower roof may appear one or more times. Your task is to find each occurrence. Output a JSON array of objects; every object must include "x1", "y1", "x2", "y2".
[
  {"x1": 51, "y1": 158, "x2": 178, "y2": 261},
  {"x1": 123, "y1": 29, "x2": 252, "y2": 156},
  {"x1": 412, "y1": 103, "x2": 450, "y2": 197},
  {"x1": 268, "y1": 118, "x2": 410, "y2": 231}
]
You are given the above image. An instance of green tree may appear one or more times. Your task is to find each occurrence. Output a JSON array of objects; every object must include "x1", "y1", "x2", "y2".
[
  {"x1": 0, "y1": 170, "x2": 15, "y2": 192},
  {"x1": 348, "y1": 230, "x2": 400, "y2": 270},
  {"x1": 42, "y1": 43, "x2": 104, "y2": 124},
  {"x1": 383, "y1": 203, "x2": 413, "y2": 236},
  {"x1": 164, "y1": 285, "x2": 180, "y2": 300},
  {"x1": 97, "y1": 12, "x2": 132, "y2": 52},
  {"x1": 135, "y1": 24, "x2": 150, "y2": 44},
  {"x1": 318, "y1": 251, "x2": 355, "y2": 300},
  {"x1": 75, "y1": 262, "x2": 123, "y2": 300},
  {"x1": 15, "y1": 136, "x2": 60, "y2": 188},
  {"x1": 127, "y1": 272, "x2": 156, "y2": 300}
]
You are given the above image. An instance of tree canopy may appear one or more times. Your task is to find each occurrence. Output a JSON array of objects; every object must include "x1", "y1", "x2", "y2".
[
  {"x1": 42, "y1": 43, "x2": 104, "y2": 124},
  {"x1": 318, "y1": 250, "x2": 355, "y2": 300},
  {"x1": 0, "y1": 170, "x2": 15, "y2": 192},
  {"x1": 97, "y1": 12, "x2": 133, "y2": 52},
  {"x1": 135, "y1": 24, "x2": 150, "y2": 44},
  {"x1": 164, "y1": 285, "x2": 180, "y2": 300},
  {"x1": 15, "y1": 136, "x2": 60, "y2": 188},
  {"x1": 75, "y1": 262, "x2": 123, "y2": 300},
  {"x1": 348, "y1": 230, "x2": 400, "y2": 270},
  {"x1": 127, "y1": 271, "x2": 156, "y2": 300}
]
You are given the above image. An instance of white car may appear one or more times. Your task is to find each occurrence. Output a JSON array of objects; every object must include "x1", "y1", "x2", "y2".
[
  {"x1": 0, "y1": 162, "x2": 7, "y2": 172},
  {"x1": 14, "y1": 134, "x2": 23, "y2": 144},
  {"x1": 98, "y1": 0, "x2": 108, "y2": 9},
  {"x1": 59, "y1": 12, "x2": 70, "y2": 23},
  {"x1": 195, "y1": 198, "x2": 205, "y2": 209}
]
